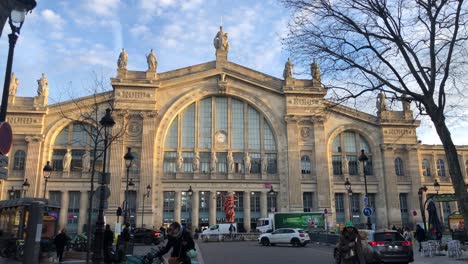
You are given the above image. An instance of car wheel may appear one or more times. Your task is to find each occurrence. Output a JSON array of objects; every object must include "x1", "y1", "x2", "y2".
[
  {"x1": 261, "y1": 237, "x2": 270, "y2": 246},
  {"x1": 300, "y1": 243, "x2": 307, "y2": 247},
  {"x1": 143, "y1": 237, "x2": 152, "y2": 245},
  {"x1": 291, "y1": 238, "x2": 301, "y2": 247},
  {"x1": 333, "y1": 249, "x2": 341, "y2": 264},
  {"x1": 270, "y1": 243, "x2": 276, "y2": 246}
]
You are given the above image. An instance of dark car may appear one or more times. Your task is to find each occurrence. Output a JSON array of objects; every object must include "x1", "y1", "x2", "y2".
[
  {"x1": 131, "y1": 228, "x2": 163, "y2": 245},
  {"x1": 334, "y1": 230, "x2": 414, "y2": 263}
]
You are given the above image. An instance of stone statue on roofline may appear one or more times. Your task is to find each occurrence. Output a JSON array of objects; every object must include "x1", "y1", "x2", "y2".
[
  {"x1": 9, "y1": 72, "x2": 19, "y2": 96},
  {"x1": 376, "y1": 92, "x2": 387, "y2": 111},
  {"x1": 283, "y1": 58, "x2": 293, "y2": 79},
  {"x1": 117, "y1": 48, "x2": 128, "y2": 69},
  {"x1": 146, "y1": 49, "x2": 157, "y2": 72},
  {"x1": 311, "y1": 59, "x2": 321, "y2": 83},
  {"x1": 37, "y1": 73, "x2": 49, "y2": 97},
  {"x1": 213, "y1": 26, "x2": 229, "y2": 51}
]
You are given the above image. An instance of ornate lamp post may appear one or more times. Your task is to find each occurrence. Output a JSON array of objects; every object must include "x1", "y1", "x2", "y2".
[
  {"x1": 141, "y1": 184, "x2": 151, "y2": 228},
  {"x1": 127, "y1": 178, "x2": 135, "y2": 224},
  {"x1": 93, "y1": 108, "x2": 115, "y2": 262},
  {"x1": 21, "y1": 178, "x2": 29, "y2": 197},
  {"x1": 358, "y1": 149, "x2": 372, "y2": 230},
  {"x1": 123, "y1": 147, "x2": 134, "y2": 225},
  {"x1": 43, "y1": 161, "x2": 52, "y2": 198},
  {"x1": 9, "y1": 186, "x2": 15, "y2": 199},
  {"x1": 344, "y1": 178, "x2": 353, "y2": 221},
  {"x1": 418, "y1": 185, "x2": 428, "y2": 232},
  {"x1": 434, "y1": 179, "x2": 440, "y2": 195},
  {"x1": 187, "y1": 186, "x2": 193, "y2": 229},
  {"x1": 0, "y1": 0, "x2": 36, "y2": 122}
]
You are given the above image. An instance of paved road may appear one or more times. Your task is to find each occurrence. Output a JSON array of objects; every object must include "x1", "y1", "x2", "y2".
[{"x1": 197, "y1": 241, "x2": 335, "y2": 264}]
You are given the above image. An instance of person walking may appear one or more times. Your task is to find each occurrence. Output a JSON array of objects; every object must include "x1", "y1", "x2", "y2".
[
  {"x1": 337, "y1": 221, "x2": 365, "y2": 264},
  {"x1": 53, "y1": 228, "x2": 69, "y2": 262},
  {"x1": 103, "y1": 224, "x2": 115, "y2": 262},
  {"x1": 155, "y1": 221, "x2": 195, "y2": 264},
  {"x1": 415, "y1": 224, "x2": 426, "y2": 252}
]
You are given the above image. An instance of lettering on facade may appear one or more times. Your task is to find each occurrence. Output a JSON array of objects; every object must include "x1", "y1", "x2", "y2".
[
  {"x1": 119, "y1": 91, "x2": 151, "y2": 99},
  {"x1": 8, "y1": 117, "x2": 37, "y2": 124},
  {"x1": 288, "y1": 97, "x2": 320, "y2": 106},
  {"x1": 384, "y1": 128, "x2": 414, "y2": 136}
]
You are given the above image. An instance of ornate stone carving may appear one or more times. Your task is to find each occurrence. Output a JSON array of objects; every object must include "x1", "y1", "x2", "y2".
[
  {"x1": 127, "y1": 121, "x2": 142, "y2": 138},
  {"x1": 9, "y1": 72, "x2": 18, "y2": 96},
  {"x1": 218, "y1": 73, "x2": 228, "y2": 93},
  {"x1": 210, "y1": 151, "x2": 218, "y2": 172},
  {"x1": 300, "y1": 127, "x2": 310, "y2": 138},
  {"x1": 25, "y1": 135, "x2": 44, "y2": 142},
  {"x1": 244, "y1": 152, "x2": 251, "y2": 173},
  {"x1": 63, "y1": 149, "x2": 72, "y2": 172},
  {"x1": 193, "y1": 151, "x2": 200, "y2": 172}
]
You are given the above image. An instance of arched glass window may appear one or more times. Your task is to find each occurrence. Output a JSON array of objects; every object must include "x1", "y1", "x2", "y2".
[
  {"x1": 395, "y1": 157, "x2": 404, "y2": 176},
  {"x1": 437, "y1": 159, "x2": 446, "y2": 177},
  {"x1": 301, "y1": 155, "x2": 311, "y2": 174},
  {"x1": 422, "y1": 159, "x2": 431, "y2": 177},
  {"x1": 13, "y1": 150, "x2": 26, "y2": 170},
  {"x1": 163, "y1": 96, "x2": 278, "y2": 175},
  {"x1": 331, "y1": 131, "x2": 372, "y2": 176}
]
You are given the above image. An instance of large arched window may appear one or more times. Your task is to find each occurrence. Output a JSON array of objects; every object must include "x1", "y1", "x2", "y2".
[
  {"x1": 301, "y1": 155, "x2": 311, "y2": 174},
  {"x1": 53, "y1": 122, "x2": 99, "y2": 172},
  {"x1": 13, "y1": 150, "x2": 26, "y2": 170},
  {"x1": 422, "y1": 159, "x2": 431, "y2": 177},
  {"x1": 163, "y1": 96, "x2": 277, "y2": 175},
  {"x1": 437, "y1": 159, "x2": 446, "y2": 177},
  {"x1": 330, "y1": 131, "x2": 373, "y2": 176},
  {"x1": 395, "y1": 157, "x2": 404, "y2": 176}
]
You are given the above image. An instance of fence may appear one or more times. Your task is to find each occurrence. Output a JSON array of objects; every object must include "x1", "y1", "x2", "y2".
[{"x1": 308, "y1": 231, "x2": 340, "y2": 245}]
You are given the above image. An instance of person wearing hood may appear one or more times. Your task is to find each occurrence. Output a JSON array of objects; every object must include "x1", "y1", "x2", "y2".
[
  {"x1": 337, "y1": 221, "x2": 366, "y2": 264},
  {"x1": 156, "y1": 221, "x2": 195, "y2": 264}
]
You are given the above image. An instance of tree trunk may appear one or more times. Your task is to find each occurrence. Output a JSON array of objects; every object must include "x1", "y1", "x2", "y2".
[{"x1": 430, "y1": 111, "x2": 468, "y2": 238}]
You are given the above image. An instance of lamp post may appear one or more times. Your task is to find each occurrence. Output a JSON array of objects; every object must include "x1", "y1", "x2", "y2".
[
  {"x1": 127, "y1": 178, "x2": 135, "y2": 224},
  {"x1": 9, "y1": 186, "x2": 14, "y2": 199},
  {"x1": 418, "y1": 185, "x2": 428, "y2": 233},
  {"x1": 43, "y1": 161, "x2": 52, "y2": 198},
  {"x1": 123, "y1": 147, "x2": 134, "y2": 225},
  {"x1": 187, "y1": 186, "x2": 193, "y2": 229},
  {"x1": 21, "y1": 178, "x2": 29, "y2": 197},
  {"x1": 141, "y1": 184, "x2": 151, "y2": 228},
  {"x1": 0, "y1": 0, "x2": 36, "y2": 122},
  {"x1": 268, "y1": 186, "x2": 276, "y2": 213},
  {"x1": 434, "y1": 179, "x2": 440, "y2": 195},
  {"x1": 344, "y1": 178, "x2": 352, "y2": 221},
  {"x1": 358, "y1": 149, "x2": 372, "y2": 230},
  {"x1": 93, "y1": 108, "x2": 115, "y2": 262}
]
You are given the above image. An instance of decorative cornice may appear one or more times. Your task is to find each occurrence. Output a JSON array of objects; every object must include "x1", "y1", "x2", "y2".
[{"x1": 25, "y1": 135, "x2": 44, "y2": 143}]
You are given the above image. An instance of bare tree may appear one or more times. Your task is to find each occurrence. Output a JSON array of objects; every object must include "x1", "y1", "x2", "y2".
[
  {"x1": 281, "y1": 0, "x2": 468, "y2": 236},
  {"x1": 58, "y1": 73, "x2": 126, "y2": 263}
]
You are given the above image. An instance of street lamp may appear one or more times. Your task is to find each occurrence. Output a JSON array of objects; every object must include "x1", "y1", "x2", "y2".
[
  {"x1": 418, "y1": 186, "x2": 428, "y2": 233},
  {"x1": 187, "y1": 186, "x2": 193, "y2": 229},
  {"x1": 0, "y1": 0, "x2": 37, "y2": 122},
  {"x1": 141, "y1": 184, "x2": 151, "y2": 228},
  {"x1": 9, "y1": 186, "x2": 15, "y2": 200},
  {"x1": 434, "y1": 179, "x2": 440, "y2": 195},
  {"x1": 344, "y1": 178, "x2": 353, "y2": 221},
  {"x1": 21, "y1": 178, "x2": 29, "y2": 197},
  {"x1": 268, "y1": 186, "x2": 276, "y2": 196},
  {"x1": 123, "y1": 147, "x2": 134, "y2": 225},
  {"x1": 358, "y1": 149, "x2": 372, "y2": 230},
  {"x1": 43, "y1": 161, "x2": 53, "y2": 198},
  {"x1": 93, "y1": 108, "x2": 115, "y2": 262}
]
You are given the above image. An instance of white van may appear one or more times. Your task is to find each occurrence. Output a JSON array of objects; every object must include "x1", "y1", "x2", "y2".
[{"x1": 202, "y1": 223, "x2": 238, "y2": 235}]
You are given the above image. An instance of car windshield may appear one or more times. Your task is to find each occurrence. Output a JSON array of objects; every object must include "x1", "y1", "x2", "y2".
[
  {"x1": 374, "y1": 232, "x2": 405, "y2": 242},
  {"x1": 298, "y1": 230, "x2": 305, "y2": 233}
]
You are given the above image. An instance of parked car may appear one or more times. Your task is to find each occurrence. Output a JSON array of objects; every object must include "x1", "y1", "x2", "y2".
[
  {"x1": 334, "y1": 230, "x2": 414, "y2": 263},
  {"x1": 258, "y1": 228, "x2": 310, "y2": 247},
  {"x1": 131, "y1": 228, "x2": 163, "y2": 245}
]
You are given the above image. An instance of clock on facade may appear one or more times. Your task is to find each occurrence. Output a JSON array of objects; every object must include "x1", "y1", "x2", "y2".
[{"x1": 215, "y1": 131, "x2": 227, "y2": 143}]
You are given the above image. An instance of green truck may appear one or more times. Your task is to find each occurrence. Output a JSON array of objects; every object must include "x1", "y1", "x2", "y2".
[{"x1": 255, "y1": 212, "x2": 325, "y2": 233}]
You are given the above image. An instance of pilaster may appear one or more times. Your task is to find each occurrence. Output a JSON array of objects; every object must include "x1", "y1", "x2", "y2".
[
  {"x1": 344, "y1": 192, "x2": 351, "y2": 222},
  {"x1": 108, "y1": 111, "x2": 127, "y2": 207},
  {"x1": 78, "y1": 190, "x2": 88, "y2": 233},
  {"x1": 243, "y1": 191, "x2": 251, "y2": 232},
  {"x1": 209, "y1": 194, "x2": 216, "y2": 226},
  {"x1": 381, "y1": 147, "x2": 401, "y2": 227},
  {"x1": 260, "y1": 192, "x2": 268, "y2": 218},
  {"x1": 192, "y1": 191, "x2": 199, "y2": 229},
  {"x1": 174, "y1": 191, "x2": 181, "y2": 223},
  {"x1": 284, "y1": 116, "x2": 302, "y2": 211},
  {"x1": 59, "y1": 191, "x2": 69, "y2": 229},
  {"x1": 313, "y1": 118, "x2": 331, "y2": 211},
  {"x1": 24, "y1": 135, "x2": 43, "y2": 197}
]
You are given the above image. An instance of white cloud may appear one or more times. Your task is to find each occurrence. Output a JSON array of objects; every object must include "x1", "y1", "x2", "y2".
[
  {"x1": 41, "y1": 9, "x2": 65, "y2": 29},
  {"x1": 85, "y1": 0, "x2": 121, "y2": 16},
  {"x1": 130, "y1": 24, "x2": 151, "y2": 39}
]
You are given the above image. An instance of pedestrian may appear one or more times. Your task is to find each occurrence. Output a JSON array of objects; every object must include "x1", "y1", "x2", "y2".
[
  {"x1": 229, "y1": 223, "x2": 236, "y2": 237},
  {"x1": 391, "y1": 225, "x2": 397, "y2": 231},
  {"x1": 53, "y1": 228, "x2": 69, "y2": 262},
  {"x1": 403, "y1": 227, "x2": 412, "y2": 242},
  {"x1": 159, "y1": 225, "x2": 166, "y2": 240},
  {"x1": 337, "y1": 221, "x2": 365, "y2": 264},
  {"x1": 415, "y1": 224, "x2": 425, "y2": 252},
  {"x1": 155, "y1": 221, "x2": 195, "y2": 264},
  {"x1": 103, "y1": 224, "x2": 114, "y2": 262},
  {"x1": 120, "y1": 222, "x2": 131, "y2": 257}
]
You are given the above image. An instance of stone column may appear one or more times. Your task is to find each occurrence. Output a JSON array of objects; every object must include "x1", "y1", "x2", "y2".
[
  {"x1": 59, "y1": 191, "x2": 69, "y2": 229},
  {"x1": 260, "y1": 192, "x2": 268, "y2": 218},
  {"x1": 381, "y1": 147, "x2": 401, "y2": 227},
  {"x1": 107, "y1": 112, "x2": 127, "y2": 208},
  {"x1": 344, "y1": 192, "x2": 351, "y2": 221},
  {"x1": 243, "y1": 191, "x2": 251, "y2": 232},
  {"x1": 284, "y1": 116, "x2": 302, "y2": 211},
  {"x1": 192, "y1": 191, "x2": 199, "y2": 229},
  {"x1": 78, "y1": 190, "x2": 88, "y2": 233},
  {"x1": 313, "y1": 118, "x2": 331, "y2": 212},
  {"x1": 209, "y1": 193, "x2": 217, "y2": 226},
  {"x1": 407, "y1": 146, "x2": 423, "y2": 224},
  {"x1": 25, "y1": 136, "x2": 43, "y2": 197},
  {"x1": 174, "y1": 191, "x2": 181, "y2": 223}
]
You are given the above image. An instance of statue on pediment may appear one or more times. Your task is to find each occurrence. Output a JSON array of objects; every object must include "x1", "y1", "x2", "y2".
[
  {"x1": 283, "y1": 58, "x2": 293, "y2": 79},
  {"x1": 193, "y1": 151, "x2": 200, "y2": 172},
  {"x1": 213, "y1": 26, "x2": 229, "y2": 51},
  {"x1": 244, "y1": 152, "x2": 251, "y2": 173},
  {"x1": 63, "y1": 149, "x2": 72, "y2": 172},
  {"x1": 9, "y1": 72, "x2": 19, "y2": 96},
  {"x1": 402, "y1": 95, "x2": 411, "y2": 112},
  {"x1": 37, "y1": 73, "x2": 49, "y2": 97},
  {"x1": 146, "y1": 49, "x2": 157, "y2": 72},
  {"x1": 210, "y1": 151, "x2": 218, "y2": 172},
  {"x1": 311, "y1": 60, "x2": 321, "y2": 83},
  {"x1": 117, "y1": 48, "x2": 128, "y2": 69},
  {"x1": 376, "y1": 92, "x2": 387, "y2": 111}
]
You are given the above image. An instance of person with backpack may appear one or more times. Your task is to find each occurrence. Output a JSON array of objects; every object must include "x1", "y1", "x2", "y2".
[{"x1": 155, "y1": 222, "x2": 195, "y2": 264}]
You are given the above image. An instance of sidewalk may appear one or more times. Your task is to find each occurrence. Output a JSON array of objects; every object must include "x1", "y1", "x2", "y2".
[{"x1": 413, "y1": 247, "x2": 468, "y2": 263}]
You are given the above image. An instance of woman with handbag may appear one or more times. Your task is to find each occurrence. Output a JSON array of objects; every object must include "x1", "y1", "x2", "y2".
[
  {"x1": 156, "y1": 222, "x2": 196, "y2": 264},
  {"x1": 338, "y1": 221, "x2": 366, "y2": 264}
]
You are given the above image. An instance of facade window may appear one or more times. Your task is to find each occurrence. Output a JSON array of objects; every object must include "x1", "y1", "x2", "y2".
[
  {"x1": 368, "y1": 194, "x2": 377, "y2": 226},
  {"x1": 351, "y1": 193, "x2": 361, "y2": 225},
  {"x1": 442, "y1": 202, "x2": 451, "y2": 227},
  {"x1": 163, "y1": 192, "x2": 175, "y2": 213},
  {"x1": 199, "y1": 191, "x2": 210, "y2": 213},
  {"x1": 67, "y1": 191, "x2": 81, "y2": 236},
  {"x1": 331, "y1": 131, "x2": 373, "y2": 176},
  {"x1": 163, "y1": 96, "x2": 278, "y2": 175},
  {"x1": 52, "y1": 149, "x2": 66, "y2": 171},
  {"x1": 234, "y1": 192, "x2": 244, "y2": 212},
  {"x1": 267, "y1": 194, "x2": 277, "y2": 213},
  {"x1": 422, "y1": 159, "x2": 431, "y2": 177},
  {"x1": 301, "y1": 155, "x2": 311, "y2": 174},
  {"x1": 395, "y1": 157, "x2": 404, "y2": 176},
  {"x1": 437, "y1": 159, "x2": 446, "y2": 177},
  {"x1": 335, "y1": 193, "x2": 345, "y2": 224},
  {"x1": 71, "y1": 149, "x2": 85, "y2": 172},
  {"x1": 399, "y1": 193, "x2": 410, "y2": 227},
  {"x1": 303, "y1": 192, "x2": 313, "y2": 212},
  {"x1": 49, "y1": 191, "x2": 62, "y2": 206},
  {"x1": 13, "y1": 150, "x2": 26, "y2": 170},
  {"x1": 250, "y1": 192, "x2": 261, "y2": 212}
]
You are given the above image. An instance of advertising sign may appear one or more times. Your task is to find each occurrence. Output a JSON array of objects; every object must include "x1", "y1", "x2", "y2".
[{"x1": 274, "y1": 212, "x2": 325, "y2": 230}]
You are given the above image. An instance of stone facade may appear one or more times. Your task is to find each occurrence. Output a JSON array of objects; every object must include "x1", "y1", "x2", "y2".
[{"x1": 3, "y1": 28, "x2": 468, "y2": 235}]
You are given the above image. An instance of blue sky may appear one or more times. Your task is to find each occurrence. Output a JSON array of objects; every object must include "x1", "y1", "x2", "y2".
[{"x1": 0, "y1": 0, "x2": 466, "y2": 145}]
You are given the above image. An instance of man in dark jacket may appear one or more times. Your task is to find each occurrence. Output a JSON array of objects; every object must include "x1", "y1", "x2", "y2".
[
  {"x1": 415, "y1": 224, "x2": 426, "y2": 252},
  {"x1": 53, "y1": 228, "x2": 69, "y2": 262},
  {"x1": 103, "y1": 224, "x2": 114, "y2": 262},
  {"x1": 156, "y1": 222, "x2": 195, "y2": 264}
]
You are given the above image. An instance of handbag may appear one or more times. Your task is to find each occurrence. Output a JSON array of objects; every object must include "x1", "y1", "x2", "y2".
[
  {"x1": 168, "y1": 257, "x2": 180, "y2": 264},
  {"x1": 343, "y1": 249, "x2": 355, "y2": 260}
]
